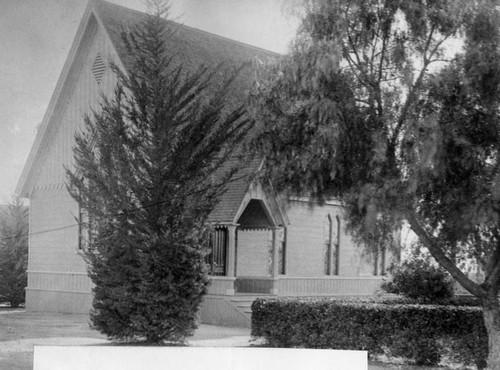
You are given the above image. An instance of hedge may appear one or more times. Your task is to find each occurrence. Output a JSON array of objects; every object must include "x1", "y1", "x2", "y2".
[{"x1": 251, "y1": 298, "x2": 488, "y2": 369}]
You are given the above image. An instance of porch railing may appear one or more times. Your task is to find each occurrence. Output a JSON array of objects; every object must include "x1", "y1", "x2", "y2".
[
  {"x1": 207, "y1": 276, "x2": 384, "y2": 296},
  {"x1": 277, "y1": 276, "x2": 384, "y2": 296},
  {"x1": 235, "y1": 277, "x2": 276, "y2": 294}
]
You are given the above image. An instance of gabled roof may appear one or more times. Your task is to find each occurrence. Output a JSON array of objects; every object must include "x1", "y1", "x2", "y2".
[
  {"x1": 17, "y1": 0, "x2": 279, "y2": 224},
  {"x1": 94, "y1": 1, "x2": 277, "y2": 71}
]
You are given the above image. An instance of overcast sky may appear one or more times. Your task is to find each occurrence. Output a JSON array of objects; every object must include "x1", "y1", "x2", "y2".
[{"x1": 0, "y1": 0, "x2": 300, "y2": 203}]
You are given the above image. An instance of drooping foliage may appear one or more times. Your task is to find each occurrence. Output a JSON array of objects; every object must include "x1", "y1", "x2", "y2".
[
  {"x1": 0, "y1": 197, "x2": 29, "y2": 308},
  {"x1": 250, "y1": 0, "x2": 500, "y2": 367},
  {"x1": 66, "y1": 1, "x2": 251, "y2": 343}
]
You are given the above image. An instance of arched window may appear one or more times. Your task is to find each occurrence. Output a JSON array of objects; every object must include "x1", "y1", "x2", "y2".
[
  {"x1": 324, "y1": 214, "x2": 340, "y2": 275},
  {"x1": 332, "y1": 215, "x2": 340, "y2": 275},
  {"x1": 323, "y1": 215, "x2": 332, "y2": 275},
  {"x1": 278, "y1": 228, "x2": 286, "y2": 275},
  {"x1": 373, "y1": 244, "x2": 386, "y2": 276}
]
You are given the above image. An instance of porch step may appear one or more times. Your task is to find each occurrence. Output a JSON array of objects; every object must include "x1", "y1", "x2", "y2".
[
  {"x1": 229, "y1": 293, "x2": 274, "y2": 300},
  {"x1": 230, "y1": 299, "x2": 253, "y2": 316},
  {"x1": 229, "y1": 295, "x2": 274, "y2": 318}
]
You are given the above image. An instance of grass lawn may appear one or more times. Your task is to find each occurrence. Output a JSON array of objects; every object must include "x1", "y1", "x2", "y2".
[
  {"x1": 0, "y1": 309, "x2": 251, "y2": 370},
  {"x1": 0, "y1": 309, "x2": 108, "y2": 370},
  {"x1": 0, "y1": 309, "x2": 460, "y2": 370}
]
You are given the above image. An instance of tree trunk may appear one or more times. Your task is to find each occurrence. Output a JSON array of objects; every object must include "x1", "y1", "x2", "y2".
[
  {"x1": 483, "y1": 295, "x2": 500, "y2": 370},
  {"x1": 405, "y1": 212, "x2": 500, "y2": 369}
]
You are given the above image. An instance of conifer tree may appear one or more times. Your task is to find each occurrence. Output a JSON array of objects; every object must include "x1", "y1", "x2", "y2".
[
  {"x1": 66, "y1": 1, "x2": 250, "y2": 343},
  {"x1": 0, "y1": 197, "x2": 29, "y2": 308}
]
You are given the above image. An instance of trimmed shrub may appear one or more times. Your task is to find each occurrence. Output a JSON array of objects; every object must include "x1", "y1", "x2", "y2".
[
  {"x1": 381, "y1": 259, "x2": 455, "y2": 303},
  {"x1": 251, "y1": 298, "x2": 488, "y2": 368},
  {"x1": 443, "y1": 295, "x2": 481, "y2": 307},
  {"x1": 345, "y1": 295, "x2": 482, "y2": 307}
]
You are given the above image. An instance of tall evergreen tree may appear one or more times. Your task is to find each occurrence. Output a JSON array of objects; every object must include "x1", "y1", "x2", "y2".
[
  {"x1": 250, "y1": 0, "x2": 500, "y2": 367},
  {"x1": 0, "y1": 197, "x2": 29, "y2": 308},
  {"x1": 66, "y1": 2, "x2": 250, "y2": 343}
]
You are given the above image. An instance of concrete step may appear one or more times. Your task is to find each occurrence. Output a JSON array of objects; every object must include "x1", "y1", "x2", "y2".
[
  {"x1": 229, "y1": 294, "x2": 274, "y2": 301},
  {"x1": 228, "y1": 294, "x2": 276, "y2": 320},
  {"x1": 233, "y1": 302, "x2": 252, "y2": 308},
  {"x1": 228, "y1": 300, "x2": 255, "y2": 319}
]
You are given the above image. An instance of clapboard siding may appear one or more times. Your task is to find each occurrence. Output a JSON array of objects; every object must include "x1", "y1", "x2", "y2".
[
  {"x1": 37, "y1": 18, "x2": 118, "y2": 187},
  {"x1": 236, "y1": 229, "x2": 271, "y2": 276},
  {"x1": 284, "y1": 200, "x2": 376, "y2": 277},
  {"x1": 28, "y1": 271, "x2": 92, "y2": 293},
  {"x1": 26, "y1": 17, "x2": 120, "y2": 311},
  {"x1": 27, "y1": 186, "x2": 93, "y2": 311},
  {"x1": 29, "y1": 187, "x2": 85, "y2": 273}
]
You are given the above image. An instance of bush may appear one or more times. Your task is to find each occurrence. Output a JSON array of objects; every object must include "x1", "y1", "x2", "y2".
[
  {"x1": 381, "y1": 258, "x2": 455, "y2": 303},
  {"x1": 251, "y1": 298, "x2": 488, "y2": 368}
]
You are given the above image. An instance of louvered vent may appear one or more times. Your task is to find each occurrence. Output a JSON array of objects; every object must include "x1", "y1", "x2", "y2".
[{"x1": 91, "y1": 54, "x2": 106, "y2": 84}]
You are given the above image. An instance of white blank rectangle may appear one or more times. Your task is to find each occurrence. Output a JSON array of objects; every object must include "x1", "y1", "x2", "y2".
[{"x1": 33, "y1": 346, "x2": 367, "y2": 370}]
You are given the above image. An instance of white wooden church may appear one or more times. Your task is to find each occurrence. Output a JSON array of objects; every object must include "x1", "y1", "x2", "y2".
[{"x1": 17, "y1": 0, "x2": 388, "y2": 327}]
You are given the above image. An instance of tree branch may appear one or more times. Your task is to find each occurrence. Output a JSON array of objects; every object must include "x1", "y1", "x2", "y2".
[
  {"x1": 484, "y1": 238, "x2": 500, "y2": 296},
  {"x1": 375, "y1": 33, "x2": 388, "y2": 118},
  {"x1": 405, "y1": 210, "x2": 485, "y2": 297},
  {"x1": 391, "y1": 25, "x2": 438, "y2": 145}
]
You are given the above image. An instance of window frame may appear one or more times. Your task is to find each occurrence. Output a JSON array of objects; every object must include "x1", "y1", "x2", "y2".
[
  {"x1": 77, "y1": 205, "x2": 92, "y2": 253},
  {"x1": 324, "y1": 214, "x2": 340, "y2": 276},
  {"x1": 205, "y1": 227, "x2": 228, "y2": 276}
]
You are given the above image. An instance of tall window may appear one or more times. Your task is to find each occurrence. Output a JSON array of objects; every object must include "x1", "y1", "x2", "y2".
[
  {"x1": 205, "y1": 227, "x2": 227, "y2": 276},
  {"x1": 324, "y1": 214, "x2": 340, "y2": 275},
  {"x1": 278, "y1": 228, "x2": 286, "y2": 275},
  {"x1": 373, "y1": 245, "x2": 386, "y2": 276},
  {"x1": 332, "y1": 215, "x2": 340, "y2": 275},
  {"x1": 78, "y1": 206, "x2": 92, "y2": 252}
]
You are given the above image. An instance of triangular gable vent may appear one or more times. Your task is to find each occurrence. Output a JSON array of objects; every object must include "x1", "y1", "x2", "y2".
[{"x1": 91, "y1": 54, "x2": 106, "y2": 84}]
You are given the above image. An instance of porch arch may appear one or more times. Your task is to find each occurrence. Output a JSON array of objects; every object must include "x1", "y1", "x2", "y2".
[{"x1": 237, "y1": 199, "x2": 275, "y2": 229}]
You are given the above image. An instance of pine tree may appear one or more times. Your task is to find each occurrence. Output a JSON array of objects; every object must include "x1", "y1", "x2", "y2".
[
  {"x1": 66, "y1": 2, "x2": 251, "y2": 343},
  {"x1": 0, "y1": 197, "x2": 29, "y2": 308}
]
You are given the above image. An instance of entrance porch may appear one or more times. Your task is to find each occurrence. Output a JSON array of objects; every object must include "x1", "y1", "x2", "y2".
[
  {"x1": 200, "y1": 276, "x2": 384, "y2": 328},
  {"x1": 205, "y1": 196, "x2": 286, "y2": 294},
  {"x1": 201, "y1": 181, "x2": 385, "y2": 327}
]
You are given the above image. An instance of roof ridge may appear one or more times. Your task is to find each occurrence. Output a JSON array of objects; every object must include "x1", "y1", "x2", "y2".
[
  {"x1": 93, "y1": 0, "x2": 145, "y2": 19},
  {"x1": 170, "y1": 21, "x2": 282, "y2": 58},
  {"x1": 95, "y1": 0, "x2": 281, "y2": 57}
]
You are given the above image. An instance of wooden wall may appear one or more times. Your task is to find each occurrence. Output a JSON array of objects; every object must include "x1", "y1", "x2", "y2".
[
  {"x1": 37, "y1": 16, "x2": 118, "y2": 187},
  {"x1": 236, "y1": 229, "x2": 271, "y2": 276},
  {"x1": 26, "y1": 16, "x2": 118, "y2": 313},
  {"x1": 25, "y1": 12, "x2": 387, "y2": 315},
  {"x1": 284, "y1": 199, "x2": 380, "y2": 277}
]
